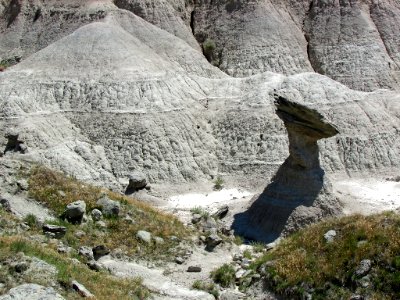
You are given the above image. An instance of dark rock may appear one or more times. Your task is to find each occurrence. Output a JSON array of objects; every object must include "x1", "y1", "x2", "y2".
[
  {"x1": 187, "y1": 265, "x2": 202, "y2": 272},
  {"x1": 42, "y1": 224, "x2": 67, "y2": 239},
  {"x1": 92, "y1": 245, "x2": 110, "y2": 260},
  {"x1": 61, "y1": 200, "x2": 86, "y2": 224},
  {"x1": 13, "y1": 261, "x2": 29, "y2": 273},
  {"x1": 0, "y1": 195, "x2": 11, "y2": 211},
  {"x1": 125, "y1": 172, "x2": 147, "y2": 194}
]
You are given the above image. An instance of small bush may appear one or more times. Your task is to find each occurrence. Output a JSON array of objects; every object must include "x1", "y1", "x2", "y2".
[
  {"x1": 213, "y1": 176, "x2": 224, "y2": 191},
  {"x1": 211, "y1": 263, "x2": 236, "y2": 288},
  {"x1": 192, "y1": 280, "x2": 219, "y2": 298},
  {"x1": 203, "y1": 38, "x2": 216, "y2": 62},
  {"x1": 23, "y1": 214, "x2": 38, "y2": 228},
  {"x1": 233, "y1": 235, "x2": 244, "y2": 245}
]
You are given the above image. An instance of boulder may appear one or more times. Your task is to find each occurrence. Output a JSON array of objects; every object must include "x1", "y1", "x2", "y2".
[
  {"x1": 205, "y1": 234, "x2": 222, "y2": 251},
  {"x1": 91, "y1": 209, "x2": 102, "y2": 221},
  {"x1": 0, "y1": 284, "x2": 65, "y2": 300},
  {"x1": 72, "y1": 281, "x2": 94, "y2": 298},
  {"x1": 62, "y1": 200, "x2": 86, "y2": 224},
  {"x1": 125, "y1": 172, "x2": 147, "y2": 194},
  {"x1": 212, "y1": 205, "x2": 229, "y2": 219},
  {"x1": 136, "y1": 230, "x2": 152, "y2": 243},
  {"x1": 96, "y1": 196, "x2": 120, "y2": 217},
  {"x1": 42, "y1": 224, "x2": 67, "y2": 239},
  {"x1": 92, "y1": 245, "x2": 110, "y2": 260}
]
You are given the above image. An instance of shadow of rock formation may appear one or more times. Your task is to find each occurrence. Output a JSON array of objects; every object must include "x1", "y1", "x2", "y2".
[{"x1": 233, "y1": 95, "x2": 342, "y2": 242}]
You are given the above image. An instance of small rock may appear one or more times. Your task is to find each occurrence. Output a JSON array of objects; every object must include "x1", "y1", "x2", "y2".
[
  {"x1": 62, "y1": 200, "x2": 86, "y2": 224},
  {"x1": 71, "y1": 280, "x2": 94, "y2": 298},
  {"x1": 355, "y1": 259, "x2": 372, "y2": 277},
  {"x1": 235, "y1": 269, "x2": 246, "y2": 279},
  {"x1": 324, "y1": 230, "x2": 337, "y2": 243},
  {"x1": 153, "y1": 237, "x2": 164, "y2": 244},
  {"x1": 58, "y1": 191, "x2": 66, "y2": 197},
  {"x1": 357, "y1": 275, "x2": 371, "y2": 288},
  {"x1": 136, "y1": 230, "x2": 152, "y2": 243},
  {"x1": 205, "y1": 234, "x2": 222, "y2": 251},
  {"x1": 191, "y1": 214, "x2": 202, "y2": 224},
  {"x1": 91, "y1": 209, "x2": 102, "y2": 221},
  {"x1": 212, "y1": 205, "x2": 229, "y2": 219},
  {"x1": 124, "y1": 215, "x2": 135, "y2": 224},
  {"x1": 57, "y1": 246, "x2": 71, "y2": 254},
  {"x1": 175, "y1": 257, "x2": 184, "y2": 264},
  {"x1": 126, "y1": 172, "x2": 147, "y2": 194},
  {"x1": 233, "y1": 253, "x2": 243, "y2": 261},
  {"x1": 92, "y1": 245, "x2": 110, "y2": 260},
  {"x1": 95, "y1": 220, "x2": 107, "y2": 229},
  {"x1": 78, "y1": 246, "x2": 94, "y2": 261},
  {"x1": 96, "y1": 196, "x2": 120, "y2": 217},
  {"x1": 74, "y1": 231, "x2": 86, "y2": 238},
  {"x1": 187, "y1": 265, "x2": 202, "y2": 272},
  {"x1": 350, "y1": 295, "x2": 364, "y2": 300},
  {"x1": 87, "y1": 260, "x2": 102, "y2": 272},
  {"x1": 16, "y1": 179, "x2": 29, "y2": 191},
  {"x1": 0, "y1": 196, "x2": 11, "y2": 211},
  {"x1": 42, "y1": 224, "x2": 67, "y2": 239}
]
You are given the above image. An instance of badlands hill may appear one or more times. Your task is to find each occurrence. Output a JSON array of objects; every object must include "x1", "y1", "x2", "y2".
[{"x1": 0, "y1": 0, "x2": 400, "y2": 299}]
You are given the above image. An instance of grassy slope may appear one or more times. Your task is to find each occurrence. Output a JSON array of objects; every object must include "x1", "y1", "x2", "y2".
[{"x1": 250, "y1": 213, "x2": 400, "y2": 299}]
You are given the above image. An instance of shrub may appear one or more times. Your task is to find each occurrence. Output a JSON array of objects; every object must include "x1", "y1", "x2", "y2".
[
  {"x1": 213, "y1": 176, "x2": 224, "y2": 191},
  {"x1": 192, "y1": 280, "x2": 219, "y2": 298},
  {"x1": 23, "y1": 214, "x2": 38, "y2": 228},
  {"x1": 211, "y1": 263, "x2": 236, "y2": 288},
  {"x1": 203, "y1": 38, "x2": 216, "y2": 62}
]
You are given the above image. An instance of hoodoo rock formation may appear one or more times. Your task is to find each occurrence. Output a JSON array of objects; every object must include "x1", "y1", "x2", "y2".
[{"x1": 233, "y1": 95, "x2": 342, "y2": 242}]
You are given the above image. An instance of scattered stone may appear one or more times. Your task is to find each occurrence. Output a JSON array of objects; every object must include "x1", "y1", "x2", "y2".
[
  {"x1": 58, "y1": 191, "x2": 66, "y2": 197},
  {"x1": 235, "y1": 269, "x2": 246, "y2": 279},
  {"x1": 357, "y1": 240, "x2": 367, "y2": 247},
  {"x1": 20, "y1": 223, "x2": 30, "y2": 230},
  {"x1": 212, "y1": 205, "x2": 229, "y2": 219},
  {"x1": 136, "y1": 230, "x2": 152, "y2": 243},
  {"x1": 324, "y1": 230, "x2": 337, "y2": 243},
  {"x1": 0, "y1": 283, "x2": 65, "y2": 300},
  {"x1": 205, "y1": 233, "x2": 222, "y2": 251},
  {"x1": 42, "y1": 224, "x2": 67, "y2": 239},
  {"x1": 87, "y1": 260, "x2": 102, "y2": 272},
  {"x1": 96, "y1": 196, "x2": 120, "y2": 217},
  {"x1": 153, "y1": 237, "x2": 164, "y2": 244},
  {"x1": 16, "y1": 179, "x2": 29, "y2": 191},
  {"x1": 187, "y1": 265, "x2": 202, "y2": 272},
  {"x1": 199, "y1": 235, "x2": 206, "y2": 243},
  {"x1": 233, "y1": 253, "x2": 243, "y2": 261},
  {"x1": 126, "y1": 172, "x2": 147, "y2": 194},
  {"x1": 12, "y1": 261, "x2": 29, "y2": 273},
  {"x1": 124, "y1": 215, "x2": 134, "y2": 224},
  {"x1": 350, "y1": 295, "x2": 364, "y2": 300},
  {"x1": 355, "y1": 259, "x2": 372, "y2": 277},
  {"x1": 0, "y1": 196, "x2": 11, "y2": 211},
  {"x1": 92, "y1": 245, "x2": 110, "y2": 260},
  {"x1": 191, "y1": 214, "x2": 202, "y2": 224},
  {"x1": 175, "y1": 257, "x2": 184, "y2": 264},
  {"x1": 74, "y1": 230, "x2": 86, "y2": 238},
  {"x1": 91, "y1": 209, "x2": 102, "y2": 221},
  {"x1": 95, "y1": 220, "x2": 107, "y2": 229},
  {"x1": 78, "y1": 246, "x2": 94, "y2": 261},
  {"x1": 62, "y1": 200, "x2": 86, "y2": 224},
  {"x1": 357, "y1": 275, "x2": 371, "y2": 288},
  {"x1": 72, "y1": 280, "x2": 94, "y2": 298}
]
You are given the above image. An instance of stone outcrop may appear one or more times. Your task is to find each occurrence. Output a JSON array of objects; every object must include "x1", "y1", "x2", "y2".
[{"x1": 233, "y1": 95, "x2": 343, "y2": 242}]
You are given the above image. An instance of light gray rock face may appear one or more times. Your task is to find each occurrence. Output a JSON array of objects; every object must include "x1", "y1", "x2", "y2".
[
  {"x1": 0, "y1": 7, "x2": 399, "y2": 192},
  {"x1": 191, "y1": 0, "x2": 400, "y2": 91},
  {"x1": 0, "y1": 284, "x2": 64, "y2": 300}
]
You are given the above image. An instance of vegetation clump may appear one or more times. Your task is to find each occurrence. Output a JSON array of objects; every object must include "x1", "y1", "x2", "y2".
[
  {"x1": 28, "y1": 166, "x2": 191, "y2": 259},
  {"x1": 192, "y1": 280, "x2": 219, "y2": 298},
  {"x1": 211, "y1": 263, "x2": 236, "y2": 288},
  {"x1": 248, "y1": 212, "x2": 400, "y2": 299}
]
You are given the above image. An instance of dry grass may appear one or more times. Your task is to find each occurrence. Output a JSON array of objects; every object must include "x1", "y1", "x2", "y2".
[
  {"x1": 0, "y1": 236, "x2": 150, "y2": 299},
  {"x1": 251, "y1": 213, "x2": 400, "y2": 299},
  {"x1": 27, "y1": 166, "x2": 191, "y2": 259}
]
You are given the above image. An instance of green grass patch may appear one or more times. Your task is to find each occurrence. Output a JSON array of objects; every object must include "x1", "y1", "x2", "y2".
[
  {"x1": 0, "y1": 236, "x2": 150, "y2": 299},
  {"x1": 27, "y1": 166, "x2": 191, "y2": 260},
  {"x1": 211, "y1": 263, "x2": 236, "y2": 288},
  {"x1": 250, "y1": 212, "x2": 400, "y2": 299}
]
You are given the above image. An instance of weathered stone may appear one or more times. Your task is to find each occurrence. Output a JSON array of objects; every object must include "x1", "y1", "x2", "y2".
[
  {"x1": 355, "y1": 259, "x2": 372, "y2": 277},
  {"x1": 212, "y1": 205, "x2": 229, "y2": 219},
  {"x1": 96, "y1": 196, "x2": 120, "y2": 217},
  {"x1": 42, "y1": 224, "x2": 67, "y2": 239},
  {"x1": 62, "y1": 200, "x2": 86, "y2": 224},
  {"x1": 136, "y1": 230, "x2": 152, "y2": 244},
  {"x1": 0, "y1": 284, "x2": 65, "y2": 300},
  {"x1": 92, "y1": 245, "x2": 110, "y2": 260},
  {"x1": 153, "y1": 237, "x2": 164, "y2": 245},
  {"x1": 205, "y1": 234, "x2": 222, "y2": 251},
  {"x1": 324, "y1": 230, "x2": 337, "y2": 243},
  {"x1": 175, "y1": 256, "x2": 184, "y2": 264},
  {"x1": 87, "y1": 260, "x2": 102, "y2": 272},
  {"x1": 187, "y1": 265, "x2": 202, "y2": 272},
  {"x1": 191, "y1": 214, "x2": 202, "y2": 224},
  {"x1": 125, "y1": 172, "x2": 147, "y2": 194},
  {"x1": 91, "y1": 209, "x2": 102, "y2": 221},
  {"x1": 72, "y1": 280, "x2": 94, "y2": 298},
  {"x1": 78, "y1": 246, "x2": 94, "y2": 261}
]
